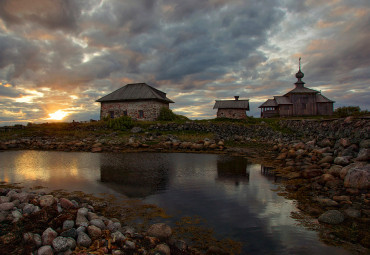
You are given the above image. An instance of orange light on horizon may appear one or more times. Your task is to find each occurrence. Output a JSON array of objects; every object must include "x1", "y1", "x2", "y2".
[{"x1": 47, "y1": 110, "x2": 68, "y2": 120}]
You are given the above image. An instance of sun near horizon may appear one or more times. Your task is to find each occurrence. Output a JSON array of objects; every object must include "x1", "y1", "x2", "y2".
[{"x1": 47, "y1": 110, "x2": 68, "y2": 121}]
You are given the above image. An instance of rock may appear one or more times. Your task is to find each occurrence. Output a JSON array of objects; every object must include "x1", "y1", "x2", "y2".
[
  {"x1": 42, "y1": 227, "x2": 58, "y2": 246},
  {"x1": 107, "y1": 221, "x2": 121, "y2": 232},
  {"x1": 320, "y1": 174, "x2": 335, "y2": 182},
  {"x1": 90, "y1": 218, "x2": 105, "y2": 230},
  {"x1": 59, "y1": 198, "x2": 75, "y2": 209},
  {"x1": 327, "y1": 165, "x2": 342, "y2": 177},
  {"x1": 34, "y1": 234, "x2": 42, "y2": 247},
  {"x1": 0, "y1": 196, "x2": 10, "y2": 203},
  {"x1": 63, "y1": 220, "x2": 74, "y2": 230},
  {"x1": 155, "y1": 243, "x2": 171, "y2": 255},
  {"x1": 12, "y1": 210, "x2": 22, "y2": 221},
  {"x1": 344, "y1": 208, "x2": 361, "y2": 218},
  {"x1": 60, "y1": 228, "x2": 77, "y2": 239},
  {"x1": 0, "y1": 202, "x2": 15, "y2": 211},
  {"x1": 332, "y1": 196, "x2": 350, "y2": 202},
  {"x1": 339, "y1": 138, "x2": 351, "y2": 148},
  {"x1": 318, "y1": 210, "x2": 345, "y2": 224},
  {"x1": 87, "y1": 212, "x2": 99, "y2": 221},
  {"x1": 52, "y1": 236, "x2": 70, "y2": 252},
  {"x1": 39, "y1": 195, "x2": 55, "y2": 207},
  {"x1": 23, "y1": 232, "x2": 34, "y2": 243},
  {"x1": 276, "y1": 153, "x2": 287, "y2": 160},
  {"x1": 356, "y1": 148, "x2": 370, "y2": 161},
  {"x1": 334, "y1": 156, "x2": 350, "y2": 166},
  {"x1": 131, "y1": 127, "x2": 143, "y2": 133},
  {"x1": 87, "y1": 225, "x2": 102, "y2": 239},
  {"x1": 319, "y1": 138, "x2": 332, "y2": 147},
  {"x1": 66, "y1": 237, "x2": 76, "y2": 250},
  {"x1": 23, "y1": 203, "x2": 36, "y2": 214},
  {"x1": 111, "y1": 231, "x2": 126, "y2": 243},
  {"x1": 125, "y1": 240, "x2": 136, "y2": 249},
  {"x1": 147, "y1": 223, "x2": 172, "y2": 240},
  {"x1": 37, "y1": 245, "x2": 53, "y2": 255},
  {"x1": 76, "y1": 213, "x2": 89, "y2": 227},
  {"x1": 206, "y1": 246, "x2": 228, "y2": 255},
  {"x1": 77, "y1": 207, "x2": 88, "y2": 216},
  {"x1": 316, "y1": 197, "x2": 339, "y2": 207},
  {"x1": 302, "y1": 168, "x2": 323, "y2": 179},
  {"x1": 318, "y1": 156, "x2": 334, "y2": 164},
  {"x1": 77, "y1": 232, "x2": 92, "y2": 247},
  {"x1": 91, "y1": 147, "x2": 102, "y2": 153},
  {"x1": 344, "y1": 163, "x2": 370, "y2": 189},
  {"x1": 360, "y1": 139, "x2": 370, "y2": 148}
]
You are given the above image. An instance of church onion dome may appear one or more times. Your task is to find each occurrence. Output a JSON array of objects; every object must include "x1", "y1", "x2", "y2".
[{"x1": 295, "y1": 69, "x2": 304, "y2": 79}]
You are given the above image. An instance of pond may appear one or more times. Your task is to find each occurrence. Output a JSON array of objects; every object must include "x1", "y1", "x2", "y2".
[{"x1": 0, "y1": 151, "x2": 350, "y2": 255}]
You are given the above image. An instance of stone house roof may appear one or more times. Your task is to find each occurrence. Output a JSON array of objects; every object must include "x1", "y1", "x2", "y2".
[
  {"x1": 213, "y1": 98, "x2": 250, "y2": 110},
  {"x1": 96, "y1": 83, "x2": 174, "y2": 103}
]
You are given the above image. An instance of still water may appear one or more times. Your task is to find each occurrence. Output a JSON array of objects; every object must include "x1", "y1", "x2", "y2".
[{"x1": 0, "y1": 151, "x2": 350, "y2": 255}]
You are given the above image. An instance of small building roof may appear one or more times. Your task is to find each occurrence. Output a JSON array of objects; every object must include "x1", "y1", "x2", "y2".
[
  {"x1": 258, "y1": 99, "x2": 278, "y2": 108},
  {"x1": 96, "y1": 83, "x2": 174, "y2": 103},
  {"x1": 316, "y1": 93, "x2": 335, "y2": 103},
  {"x1": 284, "y1": 84, "x2": 319, "y2": 96},
  {"x1": 213, "y1": 99, "x2": 250, "y2": 110}
]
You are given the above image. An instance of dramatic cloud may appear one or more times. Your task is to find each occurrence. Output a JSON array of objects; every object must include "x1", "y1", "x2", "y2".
[{"x1": 0, "y1": 0, "x2": 369, "y2": 125}]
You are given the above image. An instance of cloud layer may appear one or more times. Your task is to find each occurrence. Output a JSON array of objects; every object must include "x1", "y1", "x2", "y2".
[{"x1": 0, "y1": 0, "x2": 369, "y2": 124}]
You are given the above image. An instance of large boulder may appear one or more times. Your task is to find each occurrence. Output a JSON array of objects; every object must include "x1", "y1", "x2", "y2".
[
  {"x1": 344, "y1": 163, "x2": 370, "y2": 189},
  {"x1": 147, "y1": 223, "x2": 172, "y2": 240},
  {"x1": 318, "y1": 210, "x2": 345, "y2": 224},
  {"x1": 334, "y1": 156, "x2": 350, "y2": 166}
]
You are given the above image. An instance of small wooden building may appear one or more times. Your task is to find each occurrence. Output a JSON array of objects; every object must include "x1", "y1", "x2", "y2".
[
  {"x1": 96, "y1": 83, "x2": 174, "y2": 121},
  {"x1": 259, "y1": 64, "x2": 334, "y2": 118},
  {"x1": 213, "y1": 96, "x2": 250, "y2": 119}
]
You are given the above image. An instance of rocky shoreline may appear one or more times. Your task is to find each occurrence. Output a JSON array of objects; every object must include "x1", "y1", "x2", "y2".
[
  {"x1": 0, "y1": 116, "x2": 369, "y2": 253},
  {"x1": 0, "y1": 188, "x2": 216, "y2": 255}
]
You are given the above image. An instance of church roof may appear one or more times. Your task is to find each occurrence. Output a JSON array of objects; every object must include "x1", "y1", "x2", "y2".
[
  {"x1": 213, "y1": 99, "x2": 250, "y2": 110},
  {"x1": 96, "y1": 83, "x2": 174, "y2": 103},
  {"x1": 274, "y1": 96, "x2": 292, "y2": 105},
  {"x1": 284, "y1": 85, "x2": 319, "y2": 95},
  {"x1": 316, "y1": 93, "x2": 335, "y2": 103}
]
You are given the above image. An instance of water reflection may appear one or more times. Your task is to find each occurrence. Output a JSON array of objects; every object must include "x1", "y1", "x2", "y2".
[
  {"x1": 261, "y1": 165, "x2": 278, "y2": 182},
  {"x1": 100, "y1": 153, "x2": 170, "y2": 198},
  {"x1": 216, "y1": 156, "x2": 249, "y2": 185},
  {"x1": 0, "y1": 151, "x2": 350, "y2": 255}
]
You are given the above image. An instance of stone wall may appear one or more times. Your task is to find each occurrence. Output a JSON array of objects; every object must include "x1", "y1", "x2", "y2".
[
  {"x1": 100, "y1": 100, "x2": 169, "y2": 121},
  {"x1": 216, "y1": 109, "x2": 247, "y2": 119}
]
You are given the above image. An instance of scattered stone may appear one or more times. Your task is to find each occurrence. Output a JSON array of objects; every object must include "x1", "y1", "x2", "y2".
[
  {"x1": 90, "y1": 218, "x2": 105, "y2": 230},
  {"x1": 52, "y1": 236, "x2": 70, "y2": 252},
  {"x1": 334, "y1": 156, "x2": 350, "y2": 166},
  {"x1": 344, "y1": 208, "x2": 361, "y2": 218},
  {"x1": 155, "y1": 243, "x2": 171, "y2": 255},
  {"x1": 0, "y1": 202, "x2": 15, "y2": 211},
  {"x1": 87, "y1": 225, "x2": 102, "y2": 239},
  {"x1": 344, "y1": 163, "x2": 370, "y2": 189},
  {"x1": 77, "y1": 232, "x2": 92, "y2": 247},
  {"x1": 39, "y1": 195, "x2": 55, "y2": 207},
  {"x1": 318, "y1": 210, "x2": 345, "y2": 224},
  {"x1": 59, "y1": 198, "x2": 75, "y2": 209},
  {"x1": 42, "y1": 228, "x2": 58, "y2": 246},
  {"x1": 37, "y1": 245, "x2": 53, "y2": 255},
  {"x1": 147, "y1": 223, "x2": 172, "y2": 240}
]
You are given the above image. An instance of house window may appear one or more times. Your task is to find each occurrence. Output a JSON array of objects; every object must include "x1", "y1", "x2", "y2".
[
  {"x1": 123, "y1": 110, "x2": 127, "y2": 116},
  {"x1": 139, "y1": 110, "x2": 144, "y2": 118},
  {"x1": 109, "y1": 111, "x2": 114, "y2": 119}
]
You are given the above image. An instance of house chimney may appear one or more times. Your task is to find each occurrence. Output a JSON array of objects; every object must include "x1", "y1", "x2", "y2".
[{"x1": 234, "y1": 96, "x2": 239, "y2": 100}]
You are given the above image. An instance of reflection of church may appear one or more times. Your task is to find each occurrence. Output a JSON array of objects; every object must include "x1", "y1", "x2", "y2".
[
  {"x1": 260, "y1": 165, "x2": 278, "y2": 182},
  {"x1": 216, "y1": 156, "x2": 249, "y2": 185},
  {"x1": 100, "y1": 154, "x2": 169, "y2": 198}
]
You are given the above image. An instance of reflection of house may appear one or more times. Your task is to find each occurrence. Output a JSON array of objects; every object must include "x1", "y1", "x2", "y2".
[
  {"x1": 213, "y1": 96, "x2": 250, "y2": 119},
  {"x1": 259, "y1": 61, "x2": 334, "y2": 118},
  {"x1": 216, "y1": 156, "x2": 249, "y2": 184},
  {"x1": 100, "y1": 153, "x2": 169, "y2": 198},
  {"x1": 96, "y1": 83, "x2": 174, "y2": 121}
]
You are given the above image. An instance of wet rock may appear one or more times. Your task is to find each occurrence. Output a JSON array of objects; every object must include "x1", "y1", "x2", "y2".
[
  {"x1": 356, "y1": 148, "x2": 370, "y2": 161},
  {"x1": 91, "y1": 147, "x2": 102, "y2": 153},
  {"x1": 344, "y1": 163, "x2": 370, "y2": 189},
  {"x1": 76, "y1": 213, "x2": 89, "y2": 227},
  {"x1": 327, "y1": 165, "x2": 342, "y2": 177},
  {"x1": 87, "y1": 225, "x2": 102, "y2": 239},
  {"x1": 23, "y1": 203, "x2": 36, "y2": 214},
  {"x1": 87, "y1": 212, "x2": 99, "y2": 221},
  {"x1": 318, "y1": 156, "x2": 333, "y2": 164},
  {"x1": 302, "y1": 168, "x2": 323, "y2": 179},
  {"x1": 77, "y1": 232, "x2": 92, "y2": 247},
  {"x1": 0, "y1": 196, "x2": 10, "y2": 203},
  {"x1": 39, "y1": 195, "x2": 55, "y2": 207},
  {"x1": 59, "y1": 198, "x2": 75, "y2": 209},
  {"x1": 316, "y1": 197, "x2": 339, "y2": 207},
  {"x1": 318, "y1": 210, "x2": 345, "y2": 224},
  {"x1": 155, "y1": 243, "x2": 171, "y2": 255},
  {"x1": 52, "y1": 236, "x2": 70, "y2": 252},
  {"x1": 344, "y1": 208, "x2": 361, "y2": 218},
  {"x1": 111, "y1": 231, "x2": 126, "y2": 243},
  {"x1": 125, "y1": 240, "x2": 136, "y2": 249},
  {"x1": 42, "y1": 227, "x2": 58, "y2": 246},
  {"x1": 60, "y1": 228, "x2": 77, "y2": 239},
  {"x1": 206, "y1": 246, "x2": 228, "y2": 255},
  {"x1": 0, "y1": 202, "x2": 15, "y2": 211},
  {"x1": 107, "y1": 221, "x2": 121, "y2": 232},
  {"x1": 339, "y1": 138, "x2": 351, "y2": 148},
  {"x1": 63, "y1": 220, "x2": 74, "y2": 230},
  {"x1": 90, "y1": 218, "x2": 105, "y2": 230},
  {"x1": 77, "y1": 207, "x2": 88, "y2": 216},
  {"x1": 37, "y1": 245, "x2": 53, "y2": 255},
  {"x1": 147, "y1": 223, "x2": 172, "y2": 240},
  {"x1": 334, "y1": 156, "x2": 350, "y2": 166}
]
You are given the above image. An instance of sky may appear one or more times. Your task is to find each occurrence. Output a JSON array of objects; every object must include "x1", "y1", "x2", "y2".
[{"x1": 0, "y1": 0, "x2": 369, "y2": 125}]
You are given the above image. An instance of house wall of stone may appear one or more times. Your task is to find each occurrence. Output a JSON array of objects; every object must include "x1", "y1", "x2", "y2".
[
  {"x1": 317, "y1": 103, "x2": 333, "y2": 115},
  {"x1": 100, "y1": 100, "x2": 169, "y2": 121},
  {"x1": 217, "y1": 109, "x2": 247, "y2": 119},
  {"x1": 289, "y1": 94, "x2": 317, "y2": 116}
]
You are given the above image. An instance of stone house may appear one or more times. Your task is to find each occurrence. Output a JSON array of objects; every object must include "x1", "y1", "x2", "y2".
[
  {"x1": 213, "y1": 96, "x2": 250, "y2": 119},
  {"x1": 258, "y1": 65, "x2": 334, "y2": 118},
  {"x1": 96, "y1": 83, "x2": 174, "y2": 121}
]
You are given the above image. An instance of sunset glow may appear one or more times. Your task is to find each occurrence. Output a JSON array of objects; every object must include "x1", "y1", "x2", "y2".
[{"x1": 47, "y1": 110, "x2": 68, "y2": 120}]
